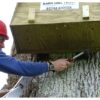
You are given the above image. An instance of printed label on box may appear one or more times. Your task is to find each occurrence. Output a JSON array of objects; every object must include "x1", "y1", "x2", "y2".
[{"x1": 40, "y1": 2, "x2": 79, "y2": 11}]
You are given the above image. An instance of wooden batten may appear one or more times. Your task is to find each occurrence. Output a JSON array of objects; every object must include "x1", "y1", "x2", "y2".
[
  {"x1": 82, "y1": 5, "x2": 90, "y2": 20},
  {"x1": 28, "y1": 8, "x2": 35, "y2": 23}
]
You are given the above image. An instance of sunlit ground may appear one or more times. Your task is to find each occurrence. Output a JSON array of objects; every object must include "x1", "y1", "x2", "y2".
[{"x1": 0, "y1": 72, "x2": 8, "y2": 90}]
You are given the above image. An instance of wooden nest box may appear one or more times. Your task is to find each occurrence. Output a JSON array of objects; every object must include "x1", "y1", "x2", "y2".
[{"x1": 10, "y1": 2, "x2": 100, "y2": 54}]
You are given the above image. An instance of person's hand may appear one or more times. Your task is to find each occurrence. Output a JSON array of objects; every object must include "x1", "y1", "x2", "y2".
[{"x1": 51, "y1": 59, "x2": 71, "y2": 72}]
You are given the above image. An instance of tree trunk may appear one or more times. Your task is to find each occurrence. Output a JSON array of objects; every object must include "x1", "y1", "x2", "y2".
[
  {"x1": 30, "y1": 52, "x2": 100, "y2": 97},
  {"x1": 8, "y1": 46, "x2": 100, "y2": 97}
]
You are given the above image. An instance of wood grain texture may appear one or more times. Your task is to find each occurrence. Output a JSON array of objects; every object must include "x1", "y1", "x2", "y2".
[
  {"x1": 11, "y1": 3, "x2": 100, "y2": 24},
  {"x1": 10, "y1": 2, "x2": 100, "y2": 53}
]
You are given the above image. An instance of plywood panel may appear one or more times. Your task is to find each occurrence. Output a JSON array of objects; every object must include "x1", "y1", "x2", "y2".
[{"x1": 10, "y1": 2, "x2": 100, "y2": 53}]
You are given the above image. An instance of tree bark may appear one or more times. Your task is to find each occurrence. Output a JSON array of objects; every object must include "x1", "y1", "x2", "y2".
[{"x1": 31, "y1": 52, "x2": 100, "y2": 97}]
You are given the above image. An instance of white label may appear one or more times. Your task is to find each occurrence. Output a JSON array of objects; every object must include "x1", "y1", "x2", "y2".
[{"x1": 40, "y1": 2, "x2": 79, "y2": 11}]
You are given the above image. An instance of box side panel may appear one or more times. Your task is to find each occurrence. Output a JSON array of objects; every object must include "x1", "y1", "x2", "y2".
[{"x1": 10, "y1": 21, "x2": 100, "y2": 53}]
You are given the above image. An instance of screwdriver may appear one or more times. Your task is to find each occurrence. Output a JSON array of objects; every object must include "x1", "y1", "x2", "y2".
[{"x1": 67, "y1": 51, "x2": 85, "y2": 62}]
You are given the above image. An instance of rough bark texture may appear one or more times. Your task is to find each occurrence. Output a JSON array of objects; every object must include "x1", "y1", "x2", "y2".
[{"x1": 30, "y1": 53, "x2": 100, "y2": 97}]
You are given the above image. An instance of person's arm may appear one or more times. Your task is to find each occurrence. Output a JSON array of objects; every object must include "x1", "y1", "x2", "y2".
[
  {"x1": 0, "y1": 51, "x2": 48, "y2": 76},
  {"x1": 0, "y1": 51, "x2": 71, "y2": 76}
]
